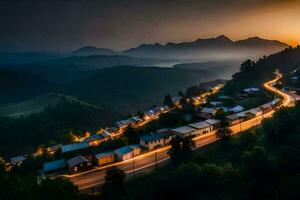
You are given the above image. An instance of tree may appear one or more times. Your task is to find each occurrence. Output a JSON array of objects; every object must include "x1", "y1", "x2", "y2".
[
  {"x1": 101, "y1": 167, "x2": 126, "y2": 200},
  {"x1": 137, "y1": 110, "x2": 145, "y2": 119},
  {"x1": 240, "y1": 59, "x2": 254, "y2": 72},
  {"x1": 178, "y1": 91, "x2": 184, "y2": 97},
  {"x1": 180, "y1": 96, "x2": 188, "y2": 105},
  {"x1": 39, "y1": 178, "x2": 80, "y2": 200},
  {"x1": 124, "y1": 125, "x2": 139, "y2": 143},
  {"x1": 216, "y1": 127, "x2": 232, "y2": 140},
  {"x1": 163, "y1": 94, "x2": 173, "y2": 107},
  {"x1": 170, "y1": 136, "x2": 193, "y2": 163}
]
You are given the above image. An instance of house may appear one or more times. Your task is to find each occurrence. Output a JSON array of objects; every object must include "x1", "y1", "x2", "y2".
[
  {"x1": 170, "y1": 126, "x2": 197, "y2": 138},
  {"x1": 46, "y1": 144, "x2": 62, "y2": 155},
  {"x1": 67, "y1": 155, "x2": 93, "y2": 174},
  {"x1": 259, "y1": 103, "x2": 274, "y2": 114},
  {"x1": 161, "y1": 105, "x2": 170, "y2": 112},
  {"x1": 115, "y1": 118, "x2": 134, "y2": 129},
  {"x1": 226, "y1": 114, "x2": 241, "y2": 125},
  {"x1": 188, "y1": 121, "x2": 212, "y2": 136},
  {"x1": 114, "y1": 145, "x2": 142, "y2": 161},
  {"x1": 197, "y1": 107, "x2": 216, "y2": 119},
  {"x1": 245, "y1": 108, "x2": 263, "y2": 118},
  {"x1": 205, "y1": 119, "x2": 221, "y2": 129},
  {"x1": 131, "y1": 116, "x2": 142, "y2": 124},
  {"x1": 291, "y1": 76, "x2": 298, "y2": 81},
  {"x1": 10, "y1": 155, "x2": 27, "y2": 166},
  {"x1": 218, "y1": 95, "x2": 230, "y2": 99},
  {"x1": 172, "y1": 96, "x2": 182, "y2": 106},
  {"x1": 106, "y1": 126, "x2": 120, "y2": 135},
  {"x1": 61, "y1": 142, "x2": 89, "y2": 154},
  {"x1": 244, "y1": 87, "x2": 260, "y2": 93},
  {"x1": 210, "y1": 101, "x2": 223, "y2": 107},
  {"x1": 191, "y1": 97, "x2": 201, "y2": 105},
  {"x1": 272, "y1": 98, "x2": 281, "y2": 106},
  {"x1": 144, "y1": 110, "x2": 155, "y2": 119},
  {"x1": 229, "y1": 105, "x2": 245, "y2": 113},
  {"x1": 43, "y1": 159, "x2": 67, "y2": 174},
  {"x1": 95, "y1": 152, "x2": 115, "y2": 166},
  {"x1": 140, "y1": 131, "x2": 174, "y2": 150},
  {"x1": 152, "y1": 107, "x2": 164, "y2": 116},
  {"x1": 85, "y1": 133, "x2": 108, "y2": 146}
]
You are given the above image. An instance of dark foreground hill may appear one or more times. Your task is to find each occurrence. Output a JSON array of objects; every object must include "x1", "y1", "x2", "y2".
[{"x1": 0, "y1": 69, "x2": 51, "y2": 104}]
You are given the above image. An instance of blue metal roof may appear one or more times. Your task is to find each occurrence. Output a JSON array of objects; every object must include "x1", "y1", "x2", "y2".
[
  {"x1": 43, "y1": 159, "x2": 66, "y2": 172},
  {"x1": 61, "y1": 142, "x2": 89, "y2": 153}
]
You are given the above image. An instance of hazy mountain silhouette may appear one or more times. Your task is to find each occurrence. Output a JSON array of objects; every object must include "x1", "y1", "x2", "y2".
[
  {"x1": 3, "y1": 55, "x2": 175, "y2": 84},
  {"x1": 72, "y1": 46, "x2": 117, "y2": 56},
  {"x1": 123, "y1": 35, "x2": 289, "y2": 59},
  {"x1": 235, "y1": 37, "x2": 288, "y2": 47}
]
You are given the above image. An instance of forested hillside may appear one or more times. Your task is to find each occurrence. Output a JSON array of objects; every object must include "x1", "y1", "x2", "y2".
[
  {"x1": 0, "y1": 69, "x2": 51, "y2": 104},
  {"x1": 62, "y1": 66, "x2": 222, "y2": 113},
  {"x1": 223, "y1": 46, "x2": 300, "y2": 94},
  {"x1": 0, "y1": 100, "x2": 120, "y2": 157}
]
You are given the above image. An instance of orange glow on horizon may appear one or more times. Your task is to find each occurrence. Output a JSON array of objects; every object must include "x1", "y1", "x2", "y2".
[{"x1": 285, "y1": 40, "x2": 299, "y2": 47}]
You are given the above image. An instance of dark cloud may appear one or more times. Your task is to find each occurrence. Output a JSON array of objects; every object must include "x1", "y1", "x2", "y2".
[{"x1": 0, "y1": 0, "x2": 299, "y2": 52}]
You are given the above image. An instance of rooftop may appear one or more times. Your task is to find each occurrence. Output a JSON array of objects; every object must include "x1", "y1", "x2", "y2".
[
  {"x1": 43, "y1": 159, "x2": 66, "y2": 172},
  {"x1": 205, "y1": 118, "x2": 221, "y2": 125},
  {"x1": 140, "y1": 131, "x2": 173, "y2": 142},
  {"x1": 67, "y1": 155, "x2": 89, "y2": 167},
  {"x1": 200, "y1": 107, "x2": 215, "y2": 114},
  {"x1": 114, "y1": 145, "x2": 141, "y2": 155},
  {"x1": 246, "y1": 108, "x2": 263, "y2": 115},
  {"x1": 226, "y1": 114, "x2": 240, "y2": 120},
  {"x1": 61, "y1": 142, "x2": 89, "y2": 153},
  {"x1": 95, "y1": 152, "x2": 115, "y2": 159},
  {"x1": 10, "y1": 155, "x2": 27, "y2": 164},
  {"x1": 171, "y1": 126, "x2": 196, "y2": 135},
  {"x1": 188, "y1": 121, "x2": 211, "y2": 130},
  {"x1": 114, "y1": 146, "x2": 133, "y2": 155}
]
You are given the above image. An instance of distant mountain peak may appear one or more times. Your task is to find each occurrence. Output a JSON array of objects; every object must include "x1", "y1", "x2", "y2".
[
  {"x1": 77, "y1": 46, "x2": 98, "y2": 50},
  {"x1": 72, "y1": 46, "x2": 116, "y2": 56},
  {"x1": 216, "y1": 35, "x2": 231, "y2": 41},
  {"x1": 236, "y1": 37, "x2": 289, "y2": 47}
]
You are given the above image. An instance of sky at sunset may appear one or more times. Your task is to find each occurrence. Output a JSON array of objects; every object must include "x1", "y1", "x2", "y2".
[{"x1": 0, "y1": 0, "x2": 299, "y2": 52}]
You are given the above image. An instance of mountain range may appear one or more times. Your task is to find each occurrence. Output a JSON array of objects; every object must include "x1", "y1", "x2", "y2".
[
  {"x1": 123, "y1": 35, "x2": 289, "y2": 59},
  {"x1": 73, "y1": 35, "x2": 288, "y2": 58}
]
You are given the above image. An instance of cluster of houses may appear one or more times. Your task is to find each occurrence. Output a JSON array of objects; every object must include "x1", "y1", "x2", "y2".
[
  {"x1": 42, "y1": 117, "x2": 222, "y2": 175},
  {"x1": 197, "y1": 103, "x2": 245, "y2": 120},
  {"x1": 8, "y1": 104, "x2": 171, "y2": 168},
  {"x1": 43, "y1": 144, "x2": 143, "y2": 174},
  {"x1": 236, "y1": 87, "x2": 260, "y2": 99},
  {"x1": 226, "y1": 98, "x2": 281, "y2": 125}
]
